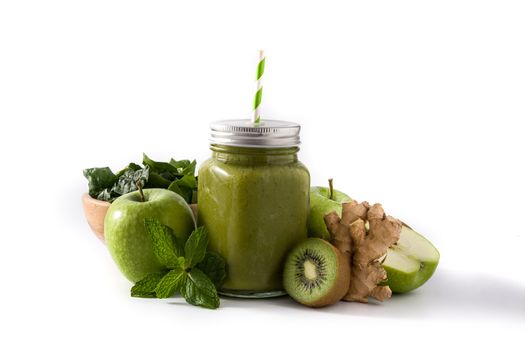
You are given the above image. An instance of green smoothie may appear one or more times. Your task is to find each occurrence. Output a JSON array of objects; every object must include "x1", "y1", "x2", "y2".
[{"x1": 198, "y1": 145, "x2": 310, "y2": 295}]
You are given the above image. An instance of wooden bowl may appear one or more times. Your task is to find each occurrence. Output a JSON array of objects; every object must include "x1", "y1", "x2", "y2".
[
  {"x1": 81, "y1": 193, "x2": 199, "y2": 243},
  {"x1": 81, "y1": 193, "x2": 111, "y2": 242}
]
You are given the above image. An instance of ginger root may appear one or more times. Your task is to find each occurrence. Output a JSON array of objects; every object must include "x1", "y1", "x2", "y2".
[{"x1": 324, "y1": 201, "x2": 401, "y2": 303}]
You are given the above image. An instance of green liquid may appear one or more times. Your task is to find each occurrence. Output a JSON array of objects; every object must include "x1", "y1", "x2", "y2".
[{"x1": 198, "y1": 146, "x2": 310, "y2": 295}]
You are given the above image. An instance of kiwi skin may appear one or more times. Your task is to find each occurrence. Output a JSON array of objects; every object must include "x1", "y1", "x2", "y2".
[{"x1": 284, "y1": 238, "x2": 350, "y2": 308}]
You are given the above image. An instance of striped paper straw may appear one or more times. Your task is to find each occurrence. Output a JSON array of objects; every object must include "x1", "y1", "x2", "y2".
[{"x1": 253, "y1": 50, "x2": 265, "y2": 124}]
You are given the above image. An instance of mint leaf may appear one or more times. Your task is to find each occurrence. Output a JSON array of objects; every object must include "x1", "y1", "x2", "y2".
[
  {"x1": 181, "y1": 268, "x2": 220, "y2": 309},
  {"x1": 144, "y1": 218, "x2": 183, "y2": 267},
  {"x1": 175, "y1": 256, "x2": 186, "y2": 270},
  {"x1": 83, "y1": 167, "x2": 117, "y2": 198},
  {"x1": 197, "y1": 252, "x2": 227, "y2": 288},
  {"x1": 131, "y1": 271, "x2": 168, "y2": 298},
  {"x1": 154, "y1": 267, "x2": 187, "y2": 299},
  {"x1": 184, "y1": 226, "x2": 208, "y2": 268}
]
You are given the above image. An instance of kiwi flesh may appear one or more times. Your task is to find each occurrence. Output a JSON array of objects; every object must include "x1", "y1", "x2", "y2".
[{"x1": 283, "y1": 238, "x2": 350, "y2": 307}]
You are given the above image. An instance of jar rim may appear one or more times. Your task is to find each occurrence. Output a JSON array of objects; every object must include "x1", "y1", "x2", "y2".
[{"x1": 209, "y1": 119, "x2": 301, "y2": 148}]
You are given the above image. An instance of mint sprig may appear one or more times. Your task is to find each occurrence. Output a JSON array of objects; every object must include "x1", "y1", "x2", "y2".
[
  {"x1": 131, "y1": 220, "x2": 226, "y2": 309},
  {"x1": 131, "y1": 270, "x2": 168, "y2": 298},
  {"x1": 154, "y1": 267, "x2": 186, "y2": 299},
  {"x1": 184, "y1": 226, "x2": 208, "y2": 268},
  {"x1": 182, "y1": 268, "x2": 220, "y2": 309},
  {"x1": 144, "y1": 218, "x2": 183, "y2": 266}
]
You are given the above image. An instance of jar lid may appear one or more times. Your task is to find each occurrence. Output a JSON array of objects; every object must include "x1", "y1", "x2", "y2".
[{"x1": 209, "y1": 119, "x2": 301, "y2": 148}]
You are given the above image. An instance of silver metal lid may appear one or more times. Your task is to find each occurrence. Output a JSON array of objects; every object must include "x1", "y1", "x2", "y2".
[{"x1": 209, "y1": 119, "x2": 301, "y2": 148}]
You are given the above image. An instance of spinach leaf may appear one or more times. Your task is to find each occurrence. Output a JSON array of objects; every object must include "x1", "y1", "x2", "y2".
[
  {"x1": 111, "y1": 166, "x2": 150, "y2": 195},
  {"x1": 84, "y1": 154, "x2": 197, "y2": 204},
  {"x1": 96, "y1": 188, "x2": 113, "y2": 202},
  {"x1": 181, "y1": 160, "x2": 197, "y2": 176},
  {"x1": 143, "y1": 153, "x2": 178, "y2": 174},
  {"x1": 167, "y1": 182, "x2": 186, "y2": 203},
  {"x1": 115, "y1": 162, "x2": 142, "y2": 178},
  {"x1": 177, "y1": 174, "x2": 197, "y2": 188},
  {"x1": 144, "y1": 172, "x2": 172, "y2": 189},
  {"x1": 168, "y1": 158, "x2": 188, "y2": 171},
  {"x1": 83, "y1": 167, "x2": 117, "y2": 198},
  {"x1": 168, "y1": 174, "x2": 197, "y2": 203},
  {"x1": 169, "y1": 159, "x2": 196, "y2": 176}
]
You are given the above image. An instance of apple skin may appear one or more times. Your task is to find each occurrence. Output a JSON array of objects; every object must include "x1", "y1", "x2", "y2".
[
  {"x1": 104, "y1": 189, "x2": 196, "y2": 282},
  {"x1": 384, "y1": 259, "x2": 439, "y2": 293},
  {"x1": 383, "y1": 225, "x2": 440, "y2": 293},
  {"x1": 308, "y1": 186, "x2": 352, "y2": 240}
]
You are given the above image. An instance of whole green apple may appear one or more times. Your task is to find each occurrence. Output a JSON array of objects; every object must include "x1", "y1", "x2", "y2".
[
  {"x1": 308, "y1": 180, "x2": 352, "y2": 239},
  {"x1": 104, "y1": 188, "x2": 195, "y2": 282},
  {"x1": 383, "y1": 225, "x2": 440, "y2": 293}
]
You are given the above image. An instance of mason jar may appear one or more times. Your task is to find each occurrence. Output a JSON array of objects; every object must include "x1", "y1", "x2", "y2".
[{"x1": 198, "y1": 119, "x2": 310, "y2": 298}]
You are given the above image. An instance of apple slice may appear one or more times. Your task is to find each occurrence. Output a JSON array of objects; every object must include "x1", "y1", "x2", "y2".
[{"x1": 382, "y1": 225, "x2": 440, "y2": 293}]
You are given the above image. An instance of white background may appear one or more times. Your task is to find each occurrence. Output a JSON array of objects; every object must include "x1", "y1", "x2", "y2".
[{"x1": 1, "y1": 0, "x2": 524, "y2": 349}]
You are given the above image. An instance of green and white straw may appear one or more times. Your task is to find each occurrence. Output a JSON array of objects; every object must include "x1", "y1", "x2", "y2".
[{"x1": 253, "y1": 50, "x2": 265, "y2": 124}]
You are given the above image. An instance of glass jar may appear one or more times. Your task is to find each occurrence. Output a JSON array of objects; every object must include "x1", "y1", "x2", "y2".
[{"x1": 198, "y1": 119, "x2": 310, "y2": 298}]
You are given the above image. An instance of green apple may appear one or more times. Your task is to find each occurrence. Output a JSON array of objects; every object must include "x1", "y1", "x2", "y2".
[
  {"x1": 308, "y1": 180, "x2": 352, "y2": 239},
  {"x1": 383, "y1": 225, "x2": 440, "y2": 293},
  {"x1": 104, "y1": 188, "x2": 195, "y2": 282}
]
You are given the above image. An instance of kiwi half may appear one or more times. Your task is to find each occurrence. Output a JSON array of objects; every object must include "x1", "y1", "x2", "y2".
[{"x1": 283, "y1": 238, "x2": 350, "y2": 307}]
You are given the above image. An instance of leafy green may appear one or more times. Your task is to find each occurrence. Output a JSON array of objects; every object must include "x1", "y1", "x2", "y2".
[
  {"x1": 131, "y1": 271, "x2": 168, "y2": 298},
  {"x1": 143, "y1": 153, "x2": 178, "y2": 174},
  {"x1": 144, "y1": 218, "x2": 183, "y2": 266},
  {"x1": 96, "y1": 189, "x2": 112, "y2": 202},
  {"x1": 181, "y1": 268, "x2": 220, "y2": 309},
  {"x1": 83, "y1": 154, "x2": 197, "y2": 203},
  {"x1": 197, "y1": 252, "x2": 227, "y2": 288},
  {"x1": 154, "y1": 267, "x2": 186, "y2": 299},
  {"x1": 130, "y1": 220, "x2": 225, "y2": 309},
  {"x1": 169, "y1": 158, "x2": 191, "y2": 171},
  {"x1": 171, "y1": 159, "x2": 196, "y2": 176},
  {"x1": 177, "y1": 174, "x2": 198, "y2": 189},
  {"x1": 83, "y1": 167, "x2": 117, "y2": 198},
  {"x1": 168, "y1": 174, "x2": 197, "y2": 203},
  {"x1": 111, "y1": 167, "x2": 149, "y2": 196},
  {"x1": 184, "y1": 226, "x2": 208, "y2": 269},
  {"x1": 115, "y1": 163, "x2": 142, "y2": 178},
  {"x1": 167, "y1": 181, "x2": 186, "y2": 202},
  {"x1": 145, "y1": 172, "x2": 172, "y2": 189}
]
